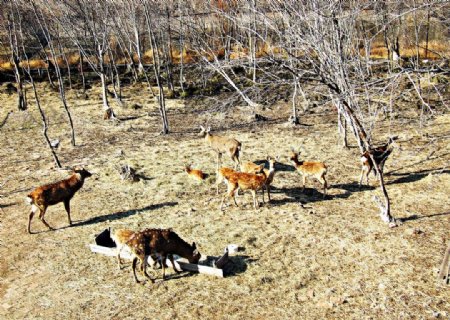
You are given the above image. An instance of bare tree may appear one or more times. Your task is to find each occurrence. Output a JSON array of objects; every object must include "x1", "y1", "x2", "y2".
[
  {"x1": 53, "y1": 0, "x2": 117, "y2": 120},
  {"x1": 3, "y1": 2, "x2": 27, "y2": 111},
  {"x1": 31, "y1": 1, "x2": 76, "y2": 146}
]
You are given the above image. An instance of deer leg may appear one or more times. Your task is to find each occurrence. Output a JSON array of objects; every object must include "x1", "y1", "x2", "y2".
[
  {"x1": 161, "y1": 254, "x2": 168, "y2": 280},
  {"x1": 132, "y1": 257, "x2": 141, "y2": 283},
  {"x1": 366, "y1": 165, "x2": 372, "y2": 185},
  {"x1": 267, "y1": 185, "x2": 271, "y2": 202},
  {"x1": 168, "y1": 254, "x2": 181, "y2": 273},
  {"x1": 63, "y1": 199, "x2": 72, "y2": 226},
  {"x1": 359, "y1": 168, "x2": 365, "y2": 187},
  {"x1": 301, "y1": 175, "x2": 306, "y2": 192},
  {"x1": 251, "y1": 190, "x2": 259, "y2": 210},
  {"x1": 117, "y1": 245, "x2": 124, "y2": 270},
  {"x1": 261, "y1": 187, "x2": 265, "y2": 204},
  {"x1": 230, "y1": 184, "x2": 239, "y2": 207},
  {"x1": 216, "y1": 174, "x2": 223, "y2": 195},
  {"x1": 28, "y1": 204, "x2": 38, "y2": 234},
  {"x1": 319, "y1": 175, "x2": 327, "y2": 198},
  {"x1": 38, "y1": 206, "x2": 53, "y2": 230},
  {"x1": 216, "y1": 152, "x2": 222, "y2": 172},
  {"x1": 142, "y1": 255, "x2": 155, "y2": 283}
]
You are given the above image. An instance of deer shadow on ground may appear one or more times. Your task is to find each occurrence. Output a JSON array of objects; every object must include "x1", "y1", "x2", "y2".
[
  {"x1": 265, "y1": 185, "x2": 352, "y2": 207},
  {"x1": 223, "y1": 255, "x2": 256, "y2": 277},
  {"x1": 70, "y1": 202, "x2": 178, "y2": 228},
  {"x1": 251, "y1": 160, "x2": 296, "y2": 173},
  {"x1": 331, "y1": 181, "x2": 376, "y2": 192},
  {"x1": 399, "y1": 211, "x2": 450, "y2": 223}
]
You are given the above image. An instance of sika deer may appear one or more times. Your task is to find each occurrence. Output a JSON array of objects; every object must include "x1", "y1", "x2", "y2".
[
  {"x1": 112, "y1": 228, "x2": 167, "y2": 271},
  {"x1": 126, "y1": 228, "x2": 201, "y2": 283},
  {"x1": 241, "y1": 162, "x2": 264, "y2": 174},
  {"x1": 359, "y1": 137, "x2": 396, "y2": 186},
  {"x1": 199, "y1": 126, "x2": 241, "y2": 170},
  {"x1": 241, "y1": 157, "x2": 277, "y2": 203},
  {"x1": 290, "y1": 149, "x2": 327, "y2": 198},
  {"x1": 184, "y1": 165, "x2": 207, "y2": 182},
  {"x1": 26, "y1": 167, "x2": 92, "y2": 234},
  {"x1": 216, "y1": 167, "x2": 238, "y2": 195},
  {"x1": 221, "y1": 157, "x2": 275, "y2": 210}
]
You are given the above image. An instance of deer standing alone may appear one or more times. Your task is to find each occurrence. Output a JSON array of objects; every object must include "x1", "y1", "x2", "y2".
[
  {"x1": 289, "y1": 149, "x2": 328, "y2": 198},
  {"x1": 26, "y1": 167, "x2": 92, "y2": 234},
  {"x1": 199, "y1": 126, "x2": 241, "y2": 171},
  {"x1": 359, "y1": 137, "x2": 396, "y2": 186}
]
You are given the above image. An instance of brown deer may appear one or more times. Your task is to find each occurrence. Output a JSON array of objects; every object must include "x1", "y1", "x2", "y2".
[
  {"x1": 290, "y1": 149, "x2": 327, "y2": 198},
  {"x1": 126, "y1": 228, "x2": 201, "y2": 283},
  {"x1": 199, "y1": 126, "x2": 241, "y2": 170},
  {"x1": 26, "y1": 167, "x2": 92, "y2": 234},
  {"x1": 221, "y1": 157, "x2": 275, "y2": 210},
  {"x1": 184, "y1": 165, "x2": 207, "y2": 182},
  {"x1": 241, "y1": 157, "x2": 277, "y2": 203},
  {"x1": 359, "y1": 137, "x2": 396, "y2": 186},
  {"x1": 240, "y1": 162, "x2": 264, "y2": 174},
  {"x1": 215, "y1": 167, "x2": 238, "y2": 195}
]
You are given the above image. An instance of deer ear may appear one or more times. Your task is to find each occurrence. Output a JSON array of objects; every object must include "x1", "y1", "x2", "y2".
[
  {"x1": 192, "y1": 242, "x2": 197, "y2": 250},
  {"x1": 207, "y1": 126, "x2": 211, "y2": 132},
  {"x1": 200, "y1": 125, "x2": 205, "y2": 131}
]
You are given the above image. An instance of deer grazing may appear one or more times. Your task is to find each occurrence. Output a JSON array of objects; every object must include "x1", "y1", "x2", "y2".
[
  {"x1": 289, "y1": 149, "x2": 327, "y2": 198},
  {"x1": 125, "y1": 228, "x2": 201, "y2": 284},
  {"x1": 184, "y1": 165, "x2": 207, "y2": 182},
  {"x1": 199, "y1": 126, "x2": 241, "y2": 170},
  {"x1": 241, "y1": 157, "x2": 277, "y2": 202},
  {"x1": 359, "y1": 137, "x2": 396, "y2": 186},
  {"x1": 26, "y1": 167, "x2": 92, "y2": 234},
  {"x1": 220, "y1": 156, "x2": 275, "y2": 210}
]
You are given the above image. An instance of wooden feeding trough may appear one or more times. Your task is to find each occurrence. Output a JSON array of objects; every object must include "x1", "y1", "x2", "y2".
[{"x1": 89, "y1": 229, "x2": 230, "y2": 278}]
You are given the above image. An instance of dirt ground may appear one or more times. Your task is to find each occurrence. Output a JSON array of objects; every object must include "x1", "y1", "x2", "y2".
[{"x1": 0, "y1": 82, "x2": 449, "y2": 319}]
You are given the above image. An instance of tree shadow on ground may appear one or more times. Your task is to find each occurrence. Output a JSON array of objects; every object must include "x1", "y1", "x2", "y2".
[
  {"x1": 70, "y1": 202, "x2": 178, "y2": 228},
  {"x1": 399, "y1": 211, "x2": 450, "y2": 222},
  {"x1": 0, "y1": 202, "x2": 17, "y2": 209},
  {"x1": 386, "y1": 168, "x2": 449, "y2": 185},
  {"x1": 117, "y1": 115, "x2": 146, "y2": 122}
]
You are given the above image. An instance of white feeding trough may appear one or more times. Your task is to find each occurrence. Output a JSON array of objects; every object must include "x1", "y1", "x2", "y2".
[{"x1": 89, "y1": 229, "x2": 231, "y2": 278}]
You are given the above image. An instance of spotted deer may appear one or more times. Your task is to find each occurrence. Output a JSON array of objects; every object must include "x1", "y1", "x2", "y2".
[
  {"x1": 125, "y1": 228, "x2": 201, "y2": 284},
  {"x1": 26, "y1": 167, "x2": 92, "y2": 234}
]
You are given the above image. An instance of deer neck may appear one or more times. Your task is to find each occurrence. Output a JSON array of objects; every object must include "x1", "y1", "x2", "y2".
[{"x1": 69, "y1": 173, "x2": 85, "y2": 189}]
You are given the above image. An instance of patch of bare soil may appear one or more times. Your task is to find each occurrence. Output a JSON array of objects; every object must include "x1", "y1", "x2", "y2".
[{"x1": 0, "y1": 82, "x2": 449, "y2": 319}]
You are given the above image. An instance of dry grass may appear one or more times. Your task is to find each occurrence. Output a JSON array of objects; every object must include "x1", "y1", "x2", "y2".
[
  {"x1": 0, "y1": 82, "x2": 449, "y2": 319},
  {"x1": 367, "y1": 40, "x2": 449, "y2": 60}
]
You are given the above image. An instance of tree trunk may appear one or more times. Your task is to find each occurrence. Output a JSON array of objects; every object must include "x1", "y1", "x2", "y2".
[{"x1": 99, "y1": 47, "x2": 116, "y2": 120}]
